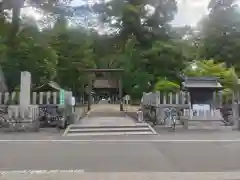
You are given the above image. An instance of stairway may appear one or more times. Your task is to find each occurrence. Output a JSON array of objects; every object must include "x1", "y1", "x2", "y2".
[
  {"x1": 87, "y1": 111, "x2": 125, "y2": 117},
  {"x1": 63, "y1": 123, "x2": 157, "y2": 136}
]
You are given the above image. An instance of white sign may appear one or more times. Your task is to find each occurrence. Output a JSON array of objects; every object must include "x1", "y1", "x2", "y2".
[
  {"x1": 192, "y1": 104, "x2": 211, "y2": 117},
  {"x1": 125, "y1": 95, "x2": 130, "y2": 101},
  {"x1": 71, "y1": 97, "x2": 75, "y2": 106},
  {"x1": 192, "y1": 104, "x2": 210, "y2": 111}
]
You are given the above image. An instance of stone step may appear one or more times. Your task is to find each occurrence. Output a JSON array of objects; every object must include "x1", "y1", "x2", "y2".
[
  {"x1": 63, "y1": 123, "x2": 157, "y2": 136},
  {"x1": 69, "y1": 124, "x2": 150, "y2": 129},
  {"x1": 87, "y1": 112, "x2": 125, "y2": 117}
]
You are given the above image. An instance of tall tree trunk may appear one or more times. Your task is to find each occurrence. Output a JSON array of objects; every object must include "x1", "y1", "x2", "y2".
[{"x1": 8, "y1": 0, "x2": 25, "y2": 46}]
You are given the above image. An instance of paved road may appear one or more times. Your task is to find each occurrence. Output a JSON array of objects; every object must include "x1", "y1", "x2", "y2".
[
  {"x1": 1, "y1": 103, "x2": 240, "y2": 180},
  {"x1": 0, "y1": 132, "x2": 240, "y2": 179},
  {"x1": 0, "y1": 138, "x2": 240, "y2": 172},
  {"x1": 2, "y1": 172, "x2": 240, "y2": 180}
]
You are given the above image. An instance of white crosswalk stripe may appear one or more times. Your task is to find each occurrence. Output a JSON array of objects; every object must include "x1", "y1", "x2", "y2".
[
  {"x1": 1, "y1": 172, "x2": 240, "y2": 180},
  {"x1": 0, "y1": 169, "x2": 84, "y2": 175}
]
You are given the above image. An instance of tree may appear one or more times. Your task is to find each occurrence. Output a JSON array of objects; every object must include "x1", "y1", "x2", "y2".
[
  {"x1": 94, "y1": 0, "x2": 178, "y2": 45},
  {"x1": 154, "y1": 78, "x2": 179, "y2": 92},
  {"x1": 0, "y1": 0, "x2": 199, "y2": 101},
  {"x1": 198, "y1": 0, "x2": 240, "y2": 71},
  {"x1": 2, "y1": 24, "x2": 58, "y2": 90},
  {"x1": 184, "y1": 60, "x2": 238, "y2": 89},
  {"x1": 0, "y1": 0, "x2": 73, "y2": 44},
  {"x1": 142, "y1": 40, "x2": 186, "y2": 81},
  {"x1": 49, "y1": 18, "x2": 96, "y2": 92}
]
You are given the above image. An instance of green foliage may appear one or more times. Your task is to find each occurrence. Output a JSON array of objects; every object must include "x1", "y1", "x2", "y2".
[
  {"x1": 184, "y1": 60, "x2": 238, "y2": 89},
  {"x1": 154, "y1": 78, "x2": 180, "y2": 92},
  {"x1": 184, "y1": 60, "x2": 238, "y2": 102},
  {"x1": 198, "y1": 0, "x2": 240, "y2": 71},
  {"x1": 142, "y1": 40, "x2": 186, "y2": 79},
  {"x1": 2, "y1": 25, "x2": 58, "y2": 90},
  {"x1": 0, "y1": 0, "x2": 239, "y2": 102}
]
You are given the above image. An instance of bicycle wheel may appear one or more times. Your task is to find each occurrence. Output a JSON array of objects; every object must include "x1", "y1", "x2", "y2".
[{"x1": 0, "y1": 115, "x2": 8, "y2": 127}]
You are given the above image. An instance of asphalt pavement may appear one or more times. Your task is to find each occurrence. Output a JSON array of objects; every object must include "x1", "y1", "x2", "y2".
[
  {"x1": 1, "y1": 106, "x2": 240, "y2": 180},
  {"x1": 0, "y1": 135, "x2": 240, "y2": 172},
  {"x1": 0, "y1": 131, "x2": 240, "y2": 179}
]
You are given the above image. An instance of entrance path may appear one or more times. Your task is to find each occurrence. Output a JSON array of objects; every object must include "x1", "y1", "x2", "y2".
[
  {"x1": 81, "y1": 104, "x2": 135, "y2": 126},
  {"x1": 64, "y1": 104, "x2": 156, "y2": 136}
]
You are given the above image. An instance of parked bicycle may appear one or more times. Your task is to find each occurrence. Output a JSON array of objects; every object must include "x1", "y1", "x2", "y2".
[
  {"x1": 38, "y1": 105, "x2": 66, "y2": 129},
  {"x1": 0, "y1": 106, "x2": 8, "y2": 128},
  {"x1": 144, "y1": 106, "x2": 157, "y2": 126},
  {"x1": 163, "y1": 108, "x2": 178, "y2": 130}
]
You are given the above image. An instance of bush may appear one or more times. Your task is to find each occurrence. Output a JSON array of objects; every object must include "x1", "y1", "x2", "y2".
[{"x1": 154, "y1": 78, "x2": 180, "y2": 92}]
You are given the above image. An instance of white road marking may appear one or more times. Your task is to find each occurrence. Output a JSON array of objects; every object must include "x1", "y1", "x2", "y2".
[
  {"x1": 1, "y1": 172, "x2": 240, "y2": 180},
  {"x1": 0, "y1": 169, "x2": 84, "y2": 174},
  {"x1": 0, "y1": 139, "x2": 239, "y2": 143}
]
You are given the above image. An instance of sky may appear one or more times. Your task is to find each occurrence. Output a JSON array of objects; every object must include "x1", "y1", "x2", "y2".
[
  {"x1": 69, "y1": 0, "x2": 211, "y2": 26},
  {"x1": 173, "y1": 0, "x2": 210, "y2": 26},
  {"x1": 24, "y1": 0, "x2": 240, "y2": 27}
]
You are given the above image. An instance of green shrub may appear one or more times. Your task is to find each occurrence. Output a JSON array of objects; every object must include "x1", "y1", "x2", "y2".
[{"x1": 154, "y1": 78, "x2": 180, "y2": 92}]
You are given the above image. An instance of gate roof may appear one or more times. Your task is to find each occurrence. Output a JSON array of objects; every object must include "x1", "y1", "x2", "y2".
[
  {"x1": 33, "y1": 81, "x2": 63, "y2": 92},
  {"x1": 182, "y1": 77, "x2": 222, "y2": 89}
]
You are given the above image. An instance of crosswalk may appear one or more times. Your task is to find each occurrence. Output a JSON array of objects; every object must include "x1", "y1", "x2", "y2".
[
  {"x1": 63, "y1": 122, "x2": 157, "y2": 136},
  {"x1": 64, "y1": 104, "x2": 157, "y2": 136}
]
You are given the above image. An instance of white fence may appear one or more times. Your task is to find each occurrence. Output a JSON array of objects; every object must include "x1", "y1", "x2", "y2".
[
  {"x1": 142, "y1": 91, "x2": 224, "y2": 107},
  {"x1": 141, "y1": 91, "x2": 224, "y2": 126},
  {"x1": 142, "y1": 91, "x2": 189, "y2": 107},
  {"x1": 0, "y1": 91, "x2": 65, "y2": 105}
]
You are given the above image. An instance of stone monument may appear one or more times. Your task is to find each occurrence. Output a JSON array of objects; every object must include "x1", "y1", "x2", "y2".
[
  {"x1": 7, "y1": 71, "x2": 39, "y2": 131},
  {"x1": 20, "y1": 71, "x2": 31, "y2": 107}
]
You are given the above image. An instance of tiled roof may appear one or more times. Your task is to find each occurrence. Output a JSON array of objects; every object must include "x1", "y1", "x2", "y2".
[
  {"x1": 34, "y1": 81, "x2": 63, "y2": 91},
  {"x1": 182, "y1": 77, "x2": 223, "y2": 89}
]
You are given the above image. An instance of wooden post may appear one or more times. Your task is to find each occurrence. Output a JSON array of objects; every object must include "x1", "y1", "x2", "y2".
[
  {"x1": 219, "y1": 91, "x2": 223, "y2": 106},
  {"x1": 39, "y1": 92, "x2": 43, "y2": 104},
  {"x1": 169, "y1": 92, "x2": 173, "y2": 104},
  {"x1": 0, "y1": 92, "x2": 2, "y2": 104},
  {"x1": 156, "y1": 91, "x2": 161, "y2": 124},
  {"x1": 232, "y1": 91, "x2": 240, "y2": 130},
  {"x1": 213, "y1": 91, "x2": 216, "y2": 107},
  {"x1": 4, "y1": 92, "x2": 9, "y2": 104},
  {"x1": 11, "y1": 92, "x2": 16, "y2": 104},
  {"x1": 232, "y1": 101, "x2": 239, "y2": 130},
  {"x1": 119, "y1": 77, "x2": 123, "y2": 111},
  {"x1": 184, "y1": 92, "x2": 191, "y2": 129},
  {"x1": 163, "y1": 93, "x2": 167, "y2": 104},
  {"x1": 53, "y1": 92, "x2": 57, "y2": 104},
  {"x1": 88, "y1": 76, "x2": 92, "y2": 111},
  {"x1": 32, "y1": 92, "x2": 37, "y2": 105},
  {"x1": 46, "y1": 91, "x2": 51, "y2": 104},
  {"x1": 175, "y1": 93, "x2": 179, "y2": 104}
]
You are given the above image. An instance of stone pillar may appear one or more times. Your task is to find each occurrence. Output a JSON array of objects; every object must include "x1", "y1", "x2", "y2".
[
  {"x1": 20, "y1": 71, "x2": 31, "y2": 107},
  {"x1": 232, "y1": 102, "x2": 240, "y2": 130},
  {"x1": 19, "y1": 72, "x2": 31, "y2": 121}
]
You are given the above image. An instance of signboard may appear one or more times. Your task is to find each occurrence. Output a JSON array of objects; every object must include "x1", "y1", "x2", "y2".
[
  {"x1": 60, "y1": 89, "x2": 65, "y2": 105},
  {"x1": 125, "y1": 95, "x2": 130, "y2": 101},
  {"x1": 71, "y1": 96, "x2": 75, "y2": 106},
  {"x1": 124, "y1": 95, "x2": 130, "y2": 112}
]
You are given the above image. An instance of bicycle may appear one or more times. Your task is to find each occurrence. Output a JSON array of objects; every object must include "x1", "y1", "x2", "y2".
[
  {"x1": 163, "y1": 108, "x2": 177, "y2": 130},
  {"x1": 0, "y1": 107, "x2": 9, "y2": 128}
]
